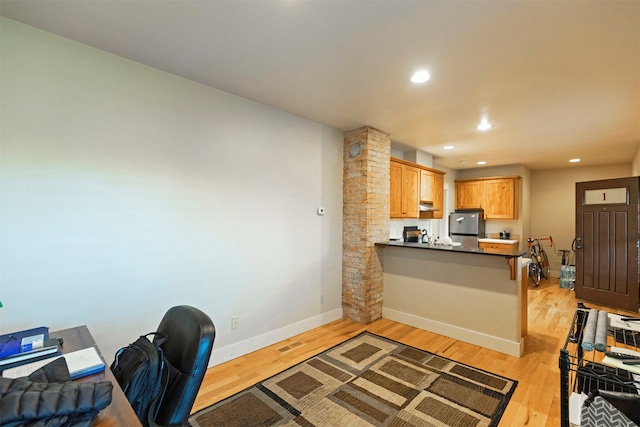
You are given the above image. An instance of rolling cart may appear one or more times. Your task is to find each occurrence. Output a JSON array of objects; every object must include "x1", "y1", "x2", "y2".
[{"x1": 560, "y1": 303, "x2": 640, "y2": 426}]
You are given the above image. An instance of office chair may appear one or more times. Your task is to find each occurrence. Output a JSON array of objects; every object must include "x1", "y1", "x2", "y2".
[{"x1": 153, "y1": 305, "x2": 215, "y2": 426}]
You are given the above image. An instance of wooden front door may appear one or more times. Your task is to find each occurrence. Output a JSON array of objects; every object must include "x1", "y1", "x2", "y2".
[{"x1": 575, "y1": 177, "x2": 639, "y2": 312}]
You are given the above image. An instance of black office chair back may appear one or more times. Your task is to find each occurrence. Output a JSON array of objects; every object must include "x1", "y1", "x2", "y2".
[{"x1": 153, "y1": 305, "x2": 215, "y2": 426}]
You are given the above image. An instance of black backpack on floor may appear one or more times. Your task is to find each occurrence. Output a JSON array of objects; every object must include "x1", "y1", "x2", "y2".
[{"x1": 110, "y1": 333, "x2": 168, "y2": 427}]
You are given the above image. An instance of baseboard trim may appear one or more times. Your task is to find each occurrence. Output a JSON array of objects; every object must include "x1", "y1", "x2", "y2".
[
  {"x1": 210, "y1": 308, "x2": 343, "y2": 366},
  {"x1": 382, "y1": 307, "x2": 523, "y2": 357}
]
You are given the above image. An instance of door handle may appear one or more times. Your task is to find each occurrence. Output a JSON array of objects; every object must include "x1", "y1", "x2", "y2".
[{"x1": 575, "y1": 237, "x2": 582, "y2": 250}]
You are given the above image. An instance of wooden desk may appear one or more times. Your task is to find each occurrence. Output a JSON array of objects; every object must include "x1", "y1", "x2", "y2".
[{"x1": 53, "y1": 326, "x2": 142, "y2": 427}]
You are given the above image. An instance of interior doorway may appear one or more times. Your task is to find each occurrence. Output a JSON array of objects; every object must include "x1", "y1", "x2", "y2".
[{"x1": 575, "y1": 177, "x2": 639, "y2": 312}]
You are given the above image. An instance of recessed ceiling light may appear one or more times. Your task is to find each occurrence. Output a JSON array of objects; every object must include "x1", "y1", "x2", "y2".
[
  {"x1": 443, "y1": 145, "x2": 454, "y2": 150},
  {"x1": 476, "y1": 121, "x2": 492, "y2": 131},
  {"x1": 569, "y1": 158, "x2": 581, "y2": 163},
  {"x1": 477, "y1": 161, "x2": 487, "y2": 165},
  {"x1": 410, "y1": 70, "x2": 430, "y2": 84}
]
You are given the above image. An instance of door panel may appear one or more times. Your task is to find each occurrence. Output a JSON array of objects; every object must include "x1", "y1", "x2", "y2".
[
  {"x1": 575, "y1": 177, "x2": 639, "y2": 312},
  {"x1": 614, "y1": 211, "x2": 629, "y2": 294},
  {"x1": 597, "y1": 211, "x2": 610, "y2": 292},
  {"x1": 579, "y1": 212, "x2": 595, "y2": 290}
]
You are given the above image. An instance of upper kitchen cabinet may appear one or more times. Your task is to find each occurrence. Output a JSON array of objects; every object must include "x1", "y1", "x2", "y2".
[
  {"x1": 420, "y1": 170, "x2": 434, "y2": 203},
  {"x1": 455, "y1": 176, "x2": 521, "y2": 219},
  {"x1": 391, "y1": 158, "x2": 445, "y2": 219},
  {"x1": 484, "y1": 178, "x2": 519, "y2": 219},
  {"x1": 390, "y1": 161, "x2": 403, "y2": 217},
  {"x1": 420, "y1": 169, "x2": 445, "y2": 219},
  {"x1": 455, "y1": 180, "x2": 484, "y2": 209},
  {"x1": 390, "y1": 159, "x2": 419, "y2": 218},
  {"x1": 433, "y1": 173, "x2": 444, "y2": 219}
]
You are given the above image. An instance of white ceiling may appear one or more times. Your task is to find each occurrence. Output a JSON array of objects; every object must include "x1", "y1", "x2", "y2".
[{"x1": 2, "y1": 0, "x2": 639, "y2": 170}]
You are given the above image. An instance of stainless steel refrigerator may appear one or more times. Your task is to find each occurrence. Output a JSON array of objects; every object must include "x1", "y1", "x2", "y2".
[{"x1": 449, "y1": 210, "x2": 486, "y2": 247}]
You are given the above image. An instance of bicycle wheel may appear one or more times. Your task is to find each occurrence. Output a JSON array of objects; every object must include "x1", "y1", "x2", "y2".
[
  {"x1": 529, "y1": 262, "x2": 542, "y2": 286},
  {"x1": 540, "y1": 249, "x2": 550, "y2": 279}
]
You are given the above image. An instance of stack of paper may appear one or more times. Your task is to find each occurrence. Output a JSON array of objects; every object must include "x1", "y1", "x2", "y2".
[
  {"x1": 569, "y1": 392, "x2": 587, "y2": 427},
  {"x1": 602, "y1": 346, "x2": 640, "y2": 375},
  {"x1": 2, "y1": 346, "x2": 106, "y2": 380},
  {"x1": 609, "y1": 314, "x2": 640, "y2": 333}
]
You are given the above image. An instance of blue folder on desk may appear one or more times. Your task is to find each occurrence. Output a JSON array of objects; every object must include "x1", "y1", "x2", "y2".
[
  {"x1": 0, "y1": 327, "x2": 57, "y2": 373},
  {"x1": 0, "y1": 327, "x2": 49, "y2": 345}
]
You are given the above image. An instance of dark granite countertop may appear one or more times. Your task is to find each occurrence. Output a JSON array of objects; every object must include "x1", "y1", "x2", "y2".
[{"x1": 376, "y1": 240, "x2": 527, "y2": 258}]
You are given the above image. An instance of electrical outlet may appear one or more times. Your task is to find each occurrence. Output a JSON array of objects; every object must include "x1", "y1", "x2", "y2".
[{"x1": 231, "y1": 316, "x2": 239, "y2": 330}]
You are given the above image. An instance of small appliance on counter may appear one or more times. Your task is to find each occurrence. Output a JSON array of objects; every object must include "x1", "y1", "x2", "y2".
[
  {"x1": 403, "y1": 226, "x2": 421, "y2": 242},
  {"x1": 448, "y1": 210, "x2": 486, "y2": 247},
  {"x1": 500, "y1": 231, "x2": 511, "y2": 240}
]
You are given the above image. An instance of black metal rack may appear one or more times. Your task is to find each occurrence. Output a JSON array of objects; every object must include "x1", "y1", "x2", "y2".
[{"x1": 560, "y1": 302, "x2": 640, "y2": 427}]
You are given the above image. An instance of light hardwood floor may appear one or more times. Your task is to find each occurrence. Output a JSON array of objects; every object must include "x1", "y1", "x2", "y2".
[{"x1": 193, "y1": 279, "x2": 638, "y2": 426}]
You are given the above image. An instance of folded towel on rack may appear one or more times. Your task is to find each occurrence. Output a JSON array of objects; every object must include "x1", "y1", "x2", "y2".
[
  {"x1": 582, "y1": 309, "x2": 599, "y2": 351},
  {"x1": 595, "y1": 310, "x2": 608, "y2": 352}
]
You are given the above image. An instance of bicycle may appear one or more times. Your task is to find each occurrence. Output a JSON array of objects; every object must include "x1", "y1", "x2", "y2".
[{"x1": 527, "y1": 235, "x2": 553, "y2": 286}]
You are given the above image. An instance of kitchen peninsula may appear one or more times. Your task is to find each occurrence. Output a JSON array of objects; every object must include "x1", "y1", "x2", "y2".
[{"x1": 376, "y1": 241, "x2": 528, "y2": 357}]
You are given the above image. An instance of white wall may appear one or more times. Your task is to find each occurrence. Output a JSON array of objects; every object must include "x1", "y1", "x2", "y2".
[
  {"x1": 531, "y1": 163, "x2": 632, "y2": 275},
  {"x1": 0, "y1": 18, "x2": 344, "y2": 366},
  {"x1": 633, "y1": 143, "x2": 640, "y2": 176}
]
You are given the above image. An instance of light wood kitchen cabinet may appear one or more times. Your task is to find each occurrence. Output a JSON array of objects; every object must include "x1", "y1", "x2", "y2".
[
  {"x1": 420, "y1": 170, "x2": 434, "y2": 202},
  {"x1": 402, "y1": 166, "x2": 420, "y2": 218},
  {"x1": 390, "y1": 161, "x2": 403, "y2": 217},
  {"x1": 420, "y1": 171, "x2": 444, "y2": 219},
  {"x1": 455, "y1": 176, "x2": 520, "y2": 219},
  {"x1": 390, "y1": 160, "x2": 420, "y2": 218},
  {"x1": 483, "y1": 178, "x2": 518, "y2": 219},
  {"x1": 478, "y1": 241, "x2": 518, "y2": 253},
  {"x1": 455, "y1": 180, "x2": 484, "y2": 209},
  {"x1": 430, "y1": 172, "x2": 444, "y2": 219},
  {"x1": 391, "y1": 158, "x2": 445, "y2": 219}
]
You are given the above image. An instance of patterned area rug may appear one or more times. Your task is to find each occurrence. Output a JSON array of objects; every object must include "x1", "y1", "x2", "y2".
[{"x1": 189, "y1": 332, "x2": 517, "y2": 427}]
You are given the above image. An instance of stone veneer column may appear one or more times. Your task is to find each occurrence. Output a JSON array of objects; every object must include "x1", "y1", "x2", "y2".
[{"x1": 342, "y1": 126, "x2": 390, "y2": 323}]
